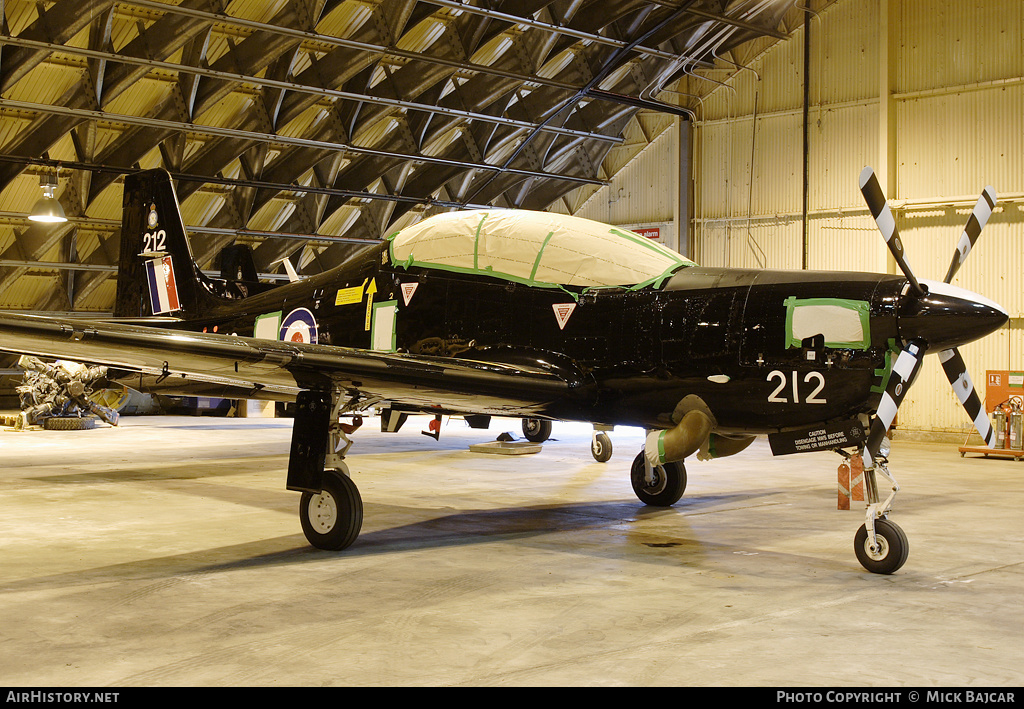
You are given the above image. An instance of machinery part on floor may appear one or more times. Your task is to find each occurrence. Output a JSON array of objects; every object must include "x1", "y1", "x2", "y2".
[
  {"x1": 42, "y1": 416, "x2": 100, "y2": 431},
  {"x1": 15, "y1": 355, "x2": 120, "y2": 428}
]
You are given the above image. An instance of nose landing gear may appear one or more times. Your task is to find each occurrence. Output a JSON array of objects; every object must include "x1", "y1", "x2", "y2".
[{"x1": 852, "y1": 448, "x2": 909, "y2": 575}]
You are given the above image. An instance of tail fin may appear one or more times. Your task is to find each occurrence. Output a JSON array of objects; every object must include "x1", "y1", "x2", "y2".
[{"x1": 114, "y1": 168, "x2": 221, "y2": 319}]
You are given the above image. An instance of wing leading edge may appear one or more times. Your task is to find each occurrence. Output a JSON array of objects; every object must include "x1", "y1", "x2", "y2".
[{"x1": 0, "y1": 313, "x2": 584, "y2": 415}]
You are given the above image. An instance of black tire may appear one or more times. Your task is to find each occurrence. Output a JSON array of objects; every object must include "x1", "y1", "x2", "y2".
[
  {"x1": 854, "y1": 518, "x2": 909, "y2": 574},
  {"x1": 591, "y1": 432, "x2": 613, "y2": 462},
  {"x1": 43, "y1": 416, "x2": 98, "y2": 431},
  {"x1": 522, "y1": 418, "x2": 552, "y2": 443},
  {"x1": 299, "y1": 470, "x2": 363, "y2": 551},
  {"x1": 630, "y1": 451, "x2": 686, "y2": 506}
]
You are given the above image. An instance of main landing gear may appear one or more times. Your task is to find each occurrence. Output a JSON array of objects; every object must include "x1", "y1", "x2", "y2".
[{"x1": 288, "y1": 389, "x2": 368, "y2": 551}]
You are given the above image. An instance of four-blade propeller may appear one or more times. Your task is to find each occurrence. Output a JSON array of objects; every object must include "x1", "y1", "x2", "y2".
[{"x1": 858, "y1": 167, "x2": 1000, "y2": 468}]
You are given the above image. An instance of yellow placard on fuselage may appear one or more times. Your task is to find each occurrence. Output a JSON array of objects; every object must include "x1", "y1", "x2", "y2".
[{"x1": 335, "y1": 281, "x2": 365, "y2": 306}]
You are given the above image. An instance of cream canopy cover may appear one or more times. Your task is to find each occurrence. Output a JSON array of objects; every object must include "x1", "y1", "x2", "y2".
[{"x1": 388, "y1": 209, "x2": 693, "y2": 291}]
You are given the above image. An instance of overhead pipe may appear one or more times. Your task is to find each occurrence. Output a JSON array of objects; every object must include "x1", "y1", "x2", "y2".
[{"x1": 801, "y1": 4, "x2": 817, "y2": 270}]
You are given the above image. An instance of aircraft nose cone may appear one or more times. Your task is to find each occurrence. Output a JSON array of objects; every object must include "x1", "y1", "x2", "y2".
[{"x1": 899, "y1": 279, "x2": 1008, "y2": 350}]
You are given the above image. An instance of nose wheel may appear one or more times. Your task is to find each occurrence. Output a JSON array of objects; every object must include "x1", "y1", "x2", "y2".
[
  {"x1": 630, "y1": 451, "x2": 687, "y2": 506},
  {"x1": 854, "y1": 517, "x2": 909, "y2": 575}
]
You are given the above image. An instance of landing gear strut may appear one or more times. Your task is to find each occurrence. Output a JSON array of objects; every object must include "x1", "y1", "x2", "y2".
[
  {"x1": 288, "y1": 389, "x2": 371, "y2": 551},
  {"x1": 854, "y1": 451, "x2": 909, "y2": 574}
]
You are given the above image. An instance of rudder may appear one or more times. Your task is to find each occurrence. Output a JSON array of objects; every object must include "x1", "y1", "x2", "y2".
[{"x1": 114, "y1": 168, "x2": 220, "y2": 319}]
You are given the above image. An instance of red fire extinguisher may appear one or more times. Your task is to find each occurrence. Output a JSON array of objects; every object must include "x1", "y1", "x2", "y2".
[{"x1": 994, "y1": 399, "x2": 1021, "y2": 449}]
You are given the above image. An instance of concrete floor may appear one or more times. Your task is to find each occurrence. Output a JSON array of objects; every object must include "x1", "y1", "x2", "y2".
[{"x1": 0, "y1": 413, "x2": 1021, "y2": 687}]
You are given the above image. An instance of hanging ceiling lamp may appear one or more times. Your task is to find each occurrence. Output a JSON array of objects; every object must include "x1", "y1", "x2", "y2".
[{"x1": 28, "y1": 170, "x2": 67, "y2": 223}]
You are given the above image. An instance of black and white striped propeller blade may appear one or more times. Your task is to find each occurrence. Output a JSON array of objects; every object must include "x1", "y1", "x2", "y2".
[
  {"x1": 939, "y1": 348, "x2": 996, "y2": 447},
  {"x1": 859, "y1": 167, "x2": 1002, "y2": 464},
  {"x1": 864, "y1": 340, "x2": 926, "y2": 469},
  {"x1": 943, "y1": 186, "x2": 997, "y2": 284},
  {"x1": 859, "y1": 166, "x2": 925, "y2": 297}
]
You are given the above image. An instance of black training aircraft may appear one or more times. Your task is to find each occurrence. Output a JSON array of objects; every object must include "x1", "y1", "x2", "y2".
[{"x1": 0, "y1": 167, "x2": 1006, "y2": 573}]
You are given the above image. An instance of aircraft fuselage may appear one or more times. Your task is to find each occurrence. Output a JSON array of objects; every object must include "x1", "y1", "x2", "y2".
[{"x1": 139, "y1": 242, "x2": 917, "y2": 436}]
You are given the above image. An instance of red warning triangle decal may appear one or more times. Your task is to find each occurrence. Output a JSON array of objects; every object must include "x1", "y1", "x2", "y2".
[
  {"x1": 552, "y1": 302, "x2": 576, "y2": 330},
  {"x1": 400, "y1": 282, "x2": 418, "y2": 305}
]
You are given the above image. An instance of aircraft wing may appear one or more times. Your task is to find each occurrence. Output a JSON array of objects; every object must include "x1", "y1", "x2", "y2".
[{"x1": 0, "y1": 313, "x2": 584, "y2": 414}]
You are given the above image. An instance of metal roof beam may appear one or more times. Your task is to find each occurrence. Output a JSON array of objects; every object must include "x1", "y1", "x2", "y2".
[
  {"x1": 0, "y1": 0, "x2": 112, "y2": 93},
  {"x1": 124, "y1": 0, "x2": 583, "y2": 92},
  {"x1": 0, "y1": 36, "x2": 614, "y2": 143},
  {"x1": 417, "y1": 0, "x2": 688, "y2": 62}
]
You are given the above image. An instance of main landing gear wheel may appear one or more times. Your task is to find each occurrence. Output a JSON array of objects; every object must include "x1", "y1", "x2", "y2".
[
  {"x1": 522, "y1": 418, "x2": 552, "y2": 443},
  {"x1": 630, "y1": 451, "x2": 687, "y2": 506},
  {"x1": 854, "y1": 517, "x2": 909, "y2": 574},
  {"x1": 299, "y1": 469, "x2": 363, "y2": 551},
  {"x1": 591, "y1": 432, "x2": 613, "y2": 462}
]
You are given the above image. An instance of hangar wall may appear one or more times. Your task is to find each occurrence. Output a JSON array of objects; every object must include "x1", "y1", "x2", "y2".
[
  {"x1": 555, "y1": 124, "x2": 680, "y2": 250},
  {"x1": 564, "y1": 0, "x2": 1024, "y2": 438}
]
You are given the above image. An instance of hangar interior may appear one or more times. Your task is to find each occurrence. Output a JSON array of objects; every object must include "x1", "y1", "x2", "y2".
[
  {"x1": 0, "y1": 0, "x2": 1020, "y2": 436},
  {"x1": 1, "y1": 0, "x2": 1022, "y2": 687}
]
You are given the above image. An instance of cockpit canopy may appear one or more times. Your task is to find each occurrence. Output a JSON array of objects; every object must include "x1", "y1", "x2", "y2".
[{"x1": 387, "y1": 209, "x2": 694, "y2": 290}]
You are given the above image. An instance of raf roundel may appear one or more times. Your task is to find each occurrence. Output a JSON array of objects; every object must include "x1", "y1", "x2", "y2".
[{"x1": 280, "y1": 307, "x2": 318, "y2": 344}]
